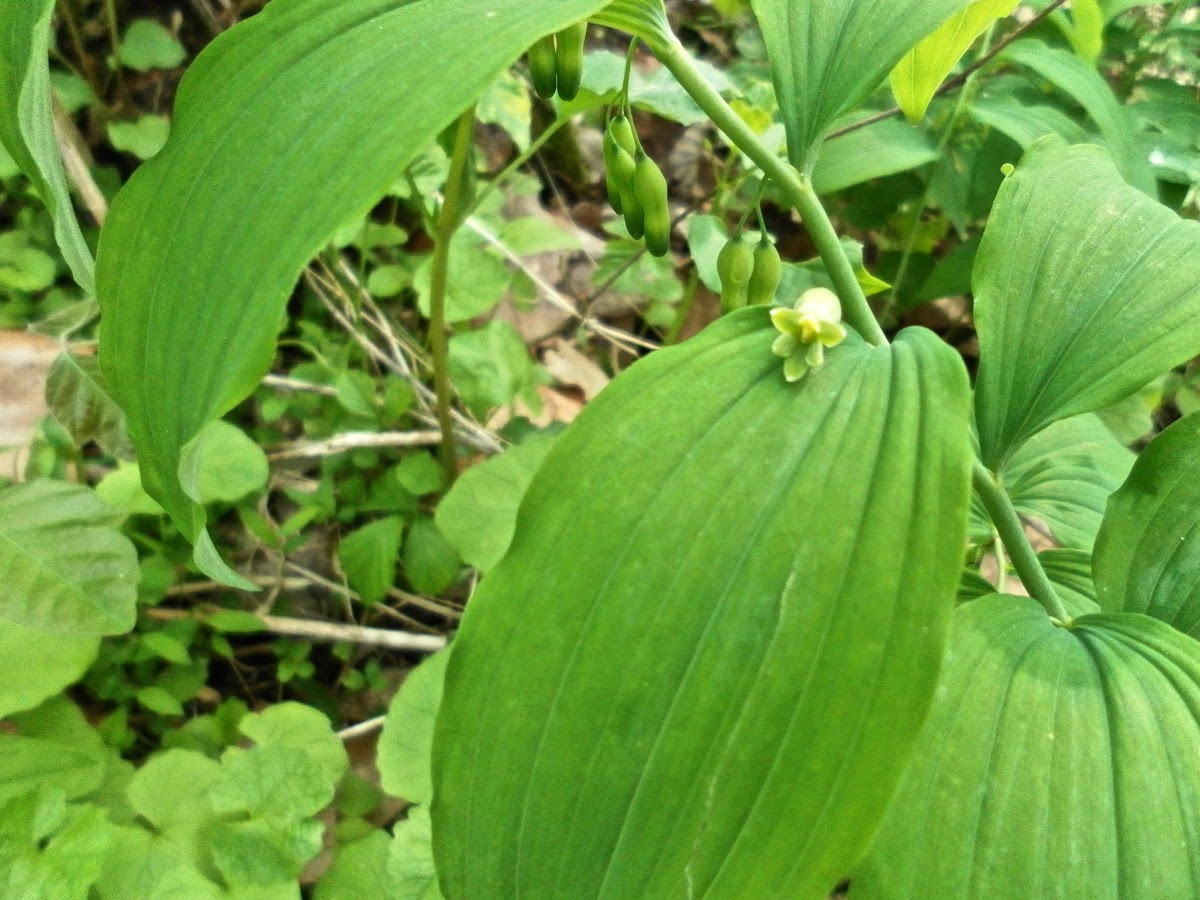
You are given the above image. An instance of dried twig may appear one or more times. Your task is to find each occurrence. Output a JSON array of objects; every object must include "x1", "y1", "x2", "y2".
[{"x1": 269, "y1": 430, "x2": 443, "y2": 460}]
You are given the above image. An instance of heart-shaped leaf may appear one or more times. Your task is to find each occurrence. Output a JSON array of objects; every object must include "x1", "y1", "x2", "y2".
[
  {"x1": 1094, "y1": 411, "x2": 1200, "y2": 637},
  {"x1": 973, "y1": 138, "x2": 1200, "y2": 468},
  {"x1": 748, "y1": 0, "x2": 972, "y2": 171},
  {"x1": 853, "y1": 595, "x2": 1200, "y2": 899},
  {"x1": 433, "y1": 310, "x2": 974, "y2": 899},
  {"x1": 0, "y1": 0, "x2": 95, "y2": 294},
  {"x1": 96, "y1": 0, "x2": 608, "y2": 583}
]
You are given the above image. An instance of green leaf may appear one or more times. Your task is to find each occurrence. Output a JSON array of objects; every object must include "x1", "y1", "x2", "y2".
[
  {"x1": 433, "y1": 311, "x2": 974, "y2": 898},
  {"x1": 0, "y1": 620, "x2": 98, "y2": 718},
  {"x1": 239, "y1": 701, "x2": 348, "y2": 787},
  {"x1": 117, "y1": 19, "x2": 186, "y2": 72},
  {"x1": 210, "y1": 816, "x2": 322, "y2": 887},
  {"x1": 748, "y1": 0, "x2": 972, "y2": 170},
  {"x1": 393, "y1": 453, "x2": 446, "y2": 497},
  {"x1": 106, "y1": 115, "x2": 172, "y2": 161},
  {"x1": 0, "y1": 794, "x2": 114, "y2": 900},
  {"x1": 1039, "y1": 547, "x2": 1101, "y2": 616},
  {"x1": 212, "y1": 745, "x2": 334, "y2": 819},
  {"x1": 0, "y1": 230, "x2": 57, "y2": 291},
  {"x1": 998, "y1": 414, "x2": 1134, "y2": 552},
  {"x1": 179, "y1": 419, "x2": 269, "y2": 505},
  {"x1": 967, "y1": 91, "x2": 1091, "y2": 148},
  {"x1": 448, "y1": 320, "x2": 543, "y2": 417},
  {"x1": 317, "y1": 811, "x2": 442, "y2": 900},
  {"x1": 338, "y1": 516, "x2": 404, "y2": 605},
  {"x1": 414, "y1": 235, "x2": 512, "y2": 323},
  {"x1": 434, "y1": 432, "x2": 558, "y2": 572},
  {"x1": 95, "y1": 826, "x2": 225, "y2": 900},
  {"x1": 402, "y1": 517, "x2": 461, "y2": 596},
  {"x1": 973, "y1": 138, "x2": 1200, "y2": 469},
  {"x1": 890, "y1": 0, "x2": 1019, "y2": 123},
  {"x1": 811, "y1": 117, "x2": 938, "y2": 194},
  {"x1": 0, "y1": 0, "x2": 95, "y2": 294},
  {"x1": 1094, "y1": 411, "x2": 1200, "y2": 638},
  {"x1": 136, "y1": 686, "x2": 184, "y2": 717},
  {"x1": 45, "y1": 353, "x2": 132, "y2": 459},
  {"x1": 379, "y1": 648, "x2": 451, "y2": 805},
  {"x1": 1066, "y1": 0, "x2": 1105, "y2": 63},
  {"x1": 95, "y1": 0, "x2": 610, "y2": 583},
  {"x1": 853, "y1": 595, "x2": 1200, "y2": 898},
  {"x1": 0, "y1": 480, "x2": 138, "y2": 636},
  {"x1": 95, "y1": 462, "x2": 165, "y2": 516},
  {"x1": 126, "y1": 749, "x2": 221, "y2": 845},
  {"x1": 1003, "y1": 40, "x2": 1153, "y2": 192}
]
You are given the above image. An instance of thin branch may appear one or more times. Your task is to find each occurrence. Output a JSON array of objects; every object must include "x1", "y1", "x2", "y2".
[
  {"x1": 268, "y1": 430, "x2": 443, "y2": 460},
  {"x1": 826, "y1": 0, "x2": 1071, "y2": 141},
  {"x1": 337, "y1": 716, "x2": 387, "y2": 742}
]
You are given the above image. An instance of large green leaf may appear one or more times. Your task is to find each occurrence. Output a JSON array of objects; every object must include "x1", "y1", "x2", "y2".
[
  {"x1": 1094, "y1": 411, "x2": 1200, "y2": 638},
  {"x1": 890, "y1": 0, "x2": 1019, "y2": 123},
  {"x1": 853, "y1": 595, "x2": 1200, "y2": 899},
  {"x1": 1003, "y1": 41, "x2": 1154, "y2": 192},
  {"x1": 0, "y1": 0, "x2": 95, "y2": 294},
  {"x1": 973, "y1": 138, "x2": 1200, "y2": 469},
  {"x1": 96, "y1": 0, "x2": 607, "y2": 583},
  {"x1": 433, "y1": 310, "x2": 974, "y2": 899},
  {"x1": 0, "y1": 481, "x2": 138, "y2": 636},
  {"x1": 748, "y1": 0, "x2": 972, "y2": 171}
]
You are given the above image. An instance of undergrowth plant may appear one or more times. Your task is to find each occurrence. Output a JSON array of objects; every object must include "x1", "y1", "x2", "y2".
[{"x1": 2, "y1": 0, "x2": 1200, "y2": 897}]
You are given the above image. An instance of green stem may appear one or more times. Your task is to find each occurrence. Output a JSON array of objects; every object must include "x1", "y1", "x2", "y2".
[
  {"x1": 972, "y1": 459, "x2": 1070, "y2": 622},
  {"x1": 655, "y1": 38, "x2": 888, "y2": 347},
  {"x1": 665, "y1": 269, "x2": 699, "y2": 345},
  {"x1": 428, "y1": 105, "x2": 476, "y2": 482}
]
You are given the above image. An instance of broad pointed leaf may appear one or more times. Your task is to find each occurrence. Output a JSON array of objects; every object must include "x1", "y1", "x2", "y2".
[
  {"x1": 96, "y1": 0, "x2": 608, "y2": 582},
  {"x1": 748, "y1": 0, "x2": 972, "y2": 171},
  {"x1": 853, "y1": 595, "x2": 1200, "y2": 899},
  {"x1": 433, "y1": 311, "x2": 974, "y2": 899},
  {"x1": 0, "y1": 620, "x2": 99, "y2": 718},
  {"x1": 45, "y1": 353, "x2": 132, "y2": 459},
  {"x1": 0, "y1": 481, "x2": 138, "y2": 636},
  {"x1": 890, "y1": 0, "x2": 1019, "y2": 123},
  {"x1": 973, "y1": 138, "x2": 1200, "y2": 468},
  {"x1": 0, "y1": 0, "x2": 95, "y2": 294},
  {"x1": 1094, "y1": 411, "x2": 1200, "y2": 638},
  {"x1": 1003, "y1": 41, "x2": 1153, "y2": 192}
]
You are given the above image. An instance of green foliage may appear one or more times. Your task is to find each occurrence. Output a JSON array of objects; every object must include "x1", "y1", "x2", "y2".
[
  {"x1": 748, "y1": 0, "x2": 973, "y2": 169},
  {"x1": 0, "y1": 0, "x2": 94, "y2": 293},
  {"x1": 434, "y1": 313, "x2": 973, "y2": 897},
  {"x1": 95, "y1": 0, "x2": 609, "y2": 584},
  {"x1": 891, "y1": 0, "x2": 1019, "y2": 123},
  {"x1": 973, "y1": 138, "x2": 1200, "y2": 469},
  {"x1": 4, "y1": 0, "x2": 1200, "y2": 896},
  {"x1": 854, "y1": 596, "x2": 1200, "y2": 899},
  {"x1": 1094, "y1": 411, "x2": 1200, "y2": 637},
  {"x1": 0, "y1": 481, "x2": 138, "y2": 636}
]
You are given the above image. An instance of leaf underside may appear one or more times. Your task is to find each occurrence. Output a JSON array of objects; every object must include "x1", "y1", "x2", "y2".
[{"x1": 433, "y1": 311, "x2": 974, "y2": 899}]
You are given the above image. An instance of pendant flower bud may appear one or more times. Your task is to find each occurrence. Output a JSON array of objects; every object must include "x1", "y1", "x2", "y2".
[{"x1": 769, "y1": 287, "x2": 848, "y2": 382}]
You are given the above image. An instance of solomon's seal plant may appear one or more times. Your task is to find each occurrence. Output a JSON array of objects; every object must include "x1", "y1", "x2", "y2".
[{"x1": 3, "y1": 0, "x2": 1200, "y2": 897}]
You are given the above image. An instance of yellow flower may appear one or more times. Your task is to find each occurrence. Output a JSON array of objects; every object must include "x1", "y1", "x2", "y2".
[{"x1": 769, "y1": 288, "x2": 848, "y2": 382}]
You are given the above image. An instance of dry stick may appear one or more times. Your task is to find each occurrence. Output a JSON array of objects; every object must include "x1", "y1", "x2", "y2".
[
  {"x1": 268, "y1": 430, "x2": 443, "y2": 460},
  {"x1": 53, "y1": 100, "x2": 108, "y2": 226},
  {"x1": 337, "y1": 716, "x2": 387, "y2": 742},
  {"x1": 463, "y1": 215, "x2": 658, "y2": 354},
  {"x1": 306, "y1": 270, "x2": 502, "y2": 455},
  {"x1": 147, "y1": 607, "x2": 446, "y2": 652},
  {"x1": 826, "y1": 0, "x2": 1072, "y2": 141}
]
